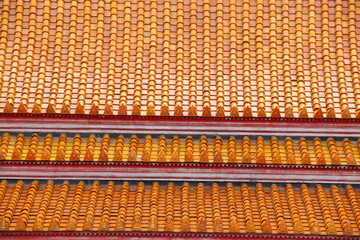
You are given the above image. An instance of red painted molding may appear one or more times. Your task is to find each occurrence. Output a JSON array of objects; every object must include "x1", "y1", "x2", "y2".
[
  {"x1": 0, "y1": 113, "x2": 358, "y2": 137},
  {"x1": 1, "y1": 161, "x2": 359, "y2": 184},
  {"x1": 0, "y1": 231, "x2": 357, "y2": 240}
]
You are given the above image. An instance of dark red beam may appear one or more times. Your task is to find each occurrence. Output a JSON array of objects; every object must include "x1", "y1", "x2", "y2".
[
  {"x1": 0, "y1": 231, "x2": 357, "y2": 240},
  {"x1": 1, "y1": 161, "x2": 359, "y2": 184},
  {"x1": 0, "y1": 113, "x2": 359, "y2": 137}
]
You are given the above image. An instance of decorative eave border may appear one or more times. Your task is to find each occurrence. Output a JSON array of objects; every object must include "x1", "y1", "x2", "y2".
[
  {"x1": 1, "y1": 161, "x2": 359, "y2": 184},
  {"x1": 0, "y1": 113, "x2": 359, "y2": 137},
  {"x1": 0, "y1": 231, "x2": 357, "y2": 240}
]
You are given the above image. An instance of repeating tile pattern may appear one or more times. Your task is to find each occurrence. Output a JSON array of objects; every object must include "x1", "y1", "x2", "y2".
[
  {"x1": 0, "y1": 180, "x2": 359, "y2": 235},
  {"x1": 0, "y1": 0, "x2": 360, "y2": 118},
  {"x1": 0, "y1": 132, "x2": 359, "y2": 165}
]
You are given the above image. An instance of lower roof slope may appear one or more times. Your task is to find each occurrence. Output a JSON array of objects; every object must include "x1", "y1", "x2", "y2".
[{"x1": 0, "y1": 180, "x2": 359, "y2": 236}]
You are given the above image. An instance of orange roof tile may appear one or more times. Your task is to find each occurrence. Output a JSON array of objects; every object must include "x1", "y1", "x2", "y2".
[
  {"x1": 0, "y1": 180, "x2": 359, "y2": 235},
  {"x1": 0, "y1": 132, "x2": 359, "y2": 165},
  {"x1": 0, "y1": 0, "x2": 360, "y2": 118}
]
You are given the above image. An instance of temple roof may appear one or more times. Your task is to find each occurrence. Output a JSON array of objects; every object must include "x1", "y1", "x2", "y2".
[
  {"x1": 0, "y1": 0, "x2": 359, "y2": 239},
  {"x1": 0, "y1": 180, "x2": 359, "y2": 236},
  {"x1": 0, "y1": 0, "x2": 360, "y2": 118},
  {"x1": 0, "y1": 132, "x2": 359, "y2": 165}
]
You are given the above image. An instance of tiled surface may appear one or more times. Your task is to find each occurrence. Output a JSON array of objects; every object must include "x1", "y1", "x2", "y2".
[
  {"x1": 0, "y1": 132, "x2": 359, "y2": 165},
  {"x1": 0, "y1": 0, "x2": 360, "y2": 118},
  {"x1": 0, "y1": 180, "x2": 359, "y2": 235},
  {"x1": 0, "y1": 1, "x2": 358, "y2": 238}
]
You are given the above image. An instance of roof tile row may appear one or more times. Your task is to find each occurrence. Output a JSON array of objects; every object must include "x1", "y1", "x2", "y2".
[{"x1": 0, "y1": 133, "x2": 359, "y2": 165}]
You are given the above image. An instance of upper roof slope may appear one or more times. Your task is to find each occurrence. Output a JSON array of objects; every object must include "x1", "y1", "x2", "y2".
[{"x1": 0, "y1": 0, "x2": 360, "y2": 118}]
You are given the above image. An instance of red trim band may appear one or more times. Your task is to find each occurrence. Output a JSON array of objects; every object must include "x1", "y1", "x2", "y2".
[
  {"x1": 1, "y1": 161, "x2": 359, "y2": 184},
  {"x1": 0, "y1": 231, "x2": 357, "y2": 240},
  {"x1": 0, "y1": 113, "x2": 358, "y2": 137}
]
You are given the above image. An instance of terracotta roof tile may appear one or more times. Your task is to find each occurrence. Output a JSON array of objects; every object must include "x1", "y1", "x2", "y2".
[
  {"x1": 0, "y1": 132, "x2": 359, "y2": 165},
  {"x1": 0, "y1": 180, "x2": 359, "y2": 235},
  {"x1": 0, "y1": 0, "x2": 360, "y2": 118}
]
